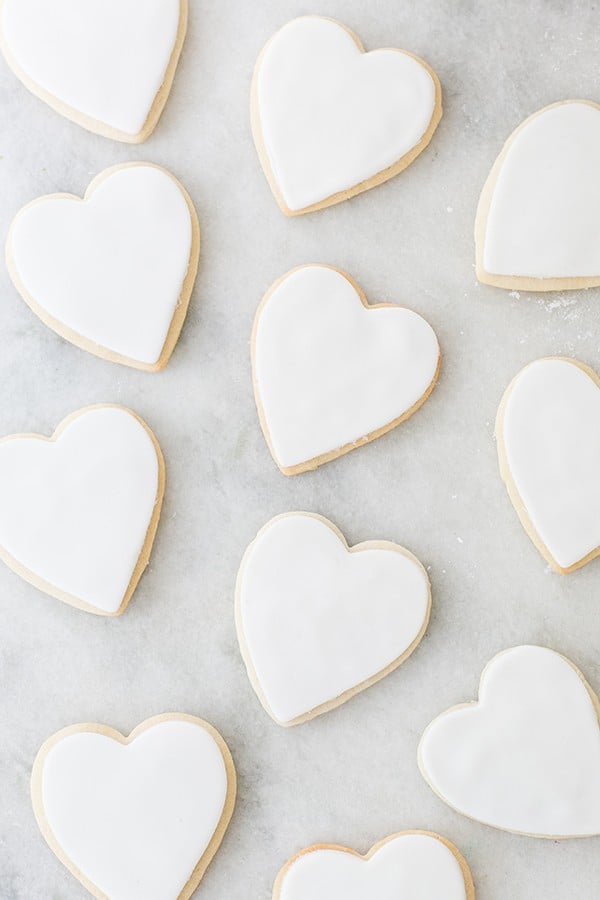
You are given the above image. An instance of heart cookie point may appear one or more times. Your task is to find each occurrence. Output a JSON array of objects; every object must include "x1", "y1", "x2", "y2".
[
  {"x1": 236, "y1": 512, "x2": 431, "y2": 726},
  {"x1": 419, "y1": 646, "x2": 600, "y2": 838},
  {"x1": 31, "y1": 714, "x2": 236, "y2": 900},
  {"x1": 0, "y1": 0, "x2": 188, "y2": 142},
  {"x1": 476, "y1": 100, "x2": 600, "y2": 291},
  {"x1": 274, "y1": 831, "x2": 474, "y2": 900},
  {"x1": 6, "y1": 163, "x2": 199, "y2": 371},
  {"x1": 497, "y1": 357, "x2": 600, "y2": 573},
  {"x1": 252, "y1": 16, "x2": 442, "y2": 214},
  {"x1": 0, "y1": 405, "x2": 164, "y2": 615},
  {"x1": 252, "y1": 265, "x2": 440, "y2": 475}
]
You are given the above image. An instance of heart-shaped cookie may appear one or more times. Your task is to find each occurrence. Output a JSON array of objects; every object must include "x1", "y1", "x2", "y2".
[
  {"x1": 252, "y1": 265, "x2": 440, "y2": 475},
  {"x1": 6, "y1": 163, "x2": 199, "y2": 371},
  {"x1": 32, "y1": 714, "x2": 236, "y2": 900},
  {"x1": 0, "y1": 0, "x2": 187, "y2": 142},
  {"x1": 236, "y1": 512, "x2": 431, "y2": 726},
  {"x1": 274, "y1": 832, "x2": 474, "y2": 900},
  {"x1": 476, "y1": 100, "x2": 600, "y2": 290},
  {"x1": 252, "y1": 16, "x2": 442, "y2": 214},
  {"x1": 0, "y1": 405, "x2": 164, "y2": 615},
  {"x1": 419, "y1": 646, "x2": 600, "y2": 838},
  {"x1": 496, "y1": 357, "x2": 600, "y2": 573}
]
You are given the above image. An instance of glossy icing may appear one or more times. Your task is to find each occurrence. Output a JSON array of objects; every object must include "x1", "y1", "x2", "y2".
[
  {"x1": 253, "y1": 266, "x2": 440, "y2": 473},
  {"x1": 498, "y1": 358, "x2": 600, "y2": 570},
  {"x1": 236, "y1": 513, "x2": 430, "y2": 725},
  {"x1": 0, "y1": 0, "x2": 185, "y2": 139},
  {"x1": 32, "y1": 717, "x2": 234, "y2": 900},
  {"x1": 419, "y1": 646, "x2": 600, "y2": 837},
  {"x1": 7, "y1": 164, "x2": 196, "y2": 368},
  {"x1": 254, "y1": 16, "x2": 439, "y2": 212},
  {"x1": 480, "y1": 101, "x2": 600, "y2": 281},
  {"x1": 276, "y1": 834, "x2": 470, "y2": 900},
  {"x1": 0, "y1": 406, "x2": 162, "y2": 614}
]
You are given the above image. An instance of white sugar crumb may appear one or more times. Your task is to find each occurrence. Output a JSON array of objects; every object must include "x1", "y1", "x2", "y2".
[
  {"x1": 509, "y1": 290, "x2": 520, "y2": 299},
  {"x1": 542, "y1": 295, "x2": 578, "y2": 311},
  {"x1": 446, "y1": 206, "x2": 453, "y2": 213},
  {"x1": 457, "y1": 536, "x2": 463, "y2": 544}
]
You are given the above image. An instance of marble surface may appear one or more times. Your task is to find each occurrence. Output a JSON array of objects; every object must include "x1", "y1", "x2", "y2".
[{"x1": 1, "y1": 1, "x2": 600, "y2": 898}]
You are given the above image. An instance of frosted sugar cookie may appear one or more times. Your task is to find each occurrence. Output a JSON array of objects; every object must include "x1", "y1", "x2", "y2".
[
  {"x1": 476, "y1": 100, "x2": 600, "y2": 290},
  {"x1": 0, "y1": 0, "x2": 188, "y2": 142},
  {"x1": 252, "y1": 16, "x2": 442, "y2": 214},
  {"x1": 0, "y1": 405, "x2": 164, "y2": 615},
  {"x1": 32, "y1": 714, "x2": 236, "y2": 900},
  {"x1": 236, "y1": 512, "x2": 431, "y2": 726},
  {"x1": 496, "y1": 357, "x2": 600, "y2": 573},
  {"x1": 419, "y1": 646, "x2": 600, "y2": 838},
  {"x1": 6, "y1": 162, "x2": 199, "y2": 371},
  {"x1": 252, "y1": 265, "x2": 440, "y2": 475},
  {"x1": 274, "y1": 832, "x2": 474, "y2": 900}
]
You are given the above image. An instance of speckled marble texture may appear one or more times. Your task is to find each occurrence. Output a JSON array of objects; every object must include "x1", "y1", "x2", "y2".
[{"x1": 1, "y1": 1, "x2": 600, "y2": 898}]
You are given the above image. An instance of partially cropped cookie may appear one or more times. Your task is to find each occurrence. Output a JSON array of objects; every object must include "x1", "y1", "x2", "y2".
[
  {"x1": 476, "y1": 100, "x2": 600, "y2": 290},
  {"x1": 496, "y1": 357, "x2": 600, "y2": 573},
  {"x1": 252, "y1": 265, "x2": 440, "y2": 474},
  {"x1": 274, "y1": 831, "x2": 474, "y2": 900},
  {"x1": 419, "y1": 646, "x2": 600, "y2": 838},
  {"x1": 0, "y1": 0, "x2": 188, "y2": 142},
  {"x1": 31, "y1": 715, "x2": 236, "y2": 900},
  {"x1": 6, "y1": 163, "x2": 199, "y2": 371},
  {"x1": 236, "y1": 512, "x2": 430, "y2": 726},
  {"x1": 252, "y1": 16, "x2": 442, "y2": 214},
  {"x1": 0, "y1": 405, "x2": 164, "y2": 615}
]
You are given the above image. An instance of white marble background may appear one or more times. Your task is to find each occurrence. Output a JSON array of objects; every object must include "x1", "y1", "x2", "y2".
[{"x1": 1, "y1": 1, "x2": 600, "y2": 897}]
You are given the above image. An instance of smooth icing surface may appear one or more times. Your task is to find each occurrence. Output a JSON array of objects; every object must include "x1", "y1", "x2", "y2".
[
  {"x1": 1, "y1": 0, "x2": 181, "y2": 135},
  {"x1": 278, "y1": 835, "x2": 467, "y2": 900},
  {"x1": 255, "y1": 16, "x2": 436, "y2": 211},
  {"x1": 237, "y1": 513, "x2": 429, "y2": 724},
  {"x1": 253, "y1": 266, "x2": 439, "y2": 470},
  {"x1": 483, "y1": 102, "x2": 600, "y2": 278},
  {"x1": 8, "y1": 164, "x2": 193, "y2": 366},
  {"x1": 40, "y1": 720, "x2": 229, "y2": 900},
  {"x1": 419, "y1": 646, "x2": 600, "y2": 836},
  {"x1": 0, "y1": 406, "x2": 160, "y2": 613},
  {"x1": 500, "y1": 358, "x2": 600, "y2": 569}
]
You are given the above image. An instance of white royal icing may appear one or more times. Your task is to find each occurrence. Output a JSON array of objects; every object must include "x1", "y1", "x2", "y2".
[
  {"x1": 236, "y1": 513, "x2": 430, "y2": 724},
  {"x1": 482, "y1": 102, "x2": 600, "y2": 279},
  {"x1": 0, "y1": 406, "x2": 161, "y2": 614},
  {"x1": 37, "y1": 719, "x2": 230, "y2": 900},
  {"x1": 419, "y1": 646, "x2": 600, "y2": 837},
  {"x1": 1, "y1": 0, "x2": 183, "y2": 137},
  {"x1": 499, "y1": 358, "x2": 600, "y2": 570},
  {"x1": 8, "y1": 164, "x2": 194, "y2": 367},
  {"x1": 278, "y1": 834, "x2": 468, "y2": 900},
  {"x1": 254, "y1": 16, "x2": 437, "y2": 211},
  {"x1": 253, "y1": 266, "x2": 439, "y2": 471}
]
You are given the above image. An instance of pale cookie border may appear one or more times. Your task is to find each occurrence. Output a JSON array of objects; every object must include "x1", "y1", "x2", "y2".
[
  {"x1": 5, "y1": 161, "x2": 200, "y2": 372},
  {"x1": 496, "y1": 356, "x2": 600, "y2": 574},
  {"x1": 31, "y1": 713, "x2": 237, "y2": 900},
  {"x1": 235, "y1": 511, "x2": 432, "y2": 727},
  {"x1": 0, "y1": 0, "x2": 188, "y2": 143},
  {"x1": 475, "y1": 99, "x2": 600, "y2": 292},
  {"x1": 250, "y1": 15, "x2": 443, "y2": 216},
  {"x1": 418, "y1": 645, "x2": 600, "y2": 839},
  {"x1": 0, "y1": 403, "x2": 165, "y2": 616},
  {"x1": 273, "y1": 830, "x2": 475, "y2": 899},
  {"x1": 251, "y1": 264, "x2": 441, "y2": 476}
]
